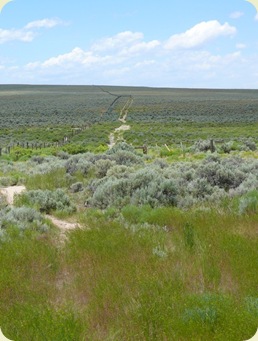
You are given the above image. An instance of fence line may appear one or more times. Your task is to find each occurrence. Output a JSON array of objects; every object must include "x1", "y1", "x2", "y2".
[
  {"x1": 0, "y1": 125, "x2": 90, "y2": 155},
  {"x1": 0, "y1": 135, "x2": 257, "y2": 156}
]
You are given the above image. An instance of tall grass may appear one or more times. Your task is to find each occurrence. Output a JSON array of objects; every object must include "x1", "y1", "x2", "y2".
[
  {"x1": 0, "y1": 206, "x2": 257, "y2": 340},
  {"x1": 25, "y1": 168, "x2": 68, "y2": 190}
]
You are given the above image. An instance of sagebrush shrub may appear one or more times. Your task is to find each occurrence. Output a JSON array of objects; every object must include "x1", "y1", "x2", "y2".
[
  {"x1": 95, "y1": 159, "x2": 116, "y2": 178},
  {"x1": 0, "y1": 194, "x2": 8, "y2": 210},
  {"x1": 70, "y1": 182, "x2": 84, "y2": 193},
  {"x1": 192, "y1": 139, "x2": 216, "y2": 153},
  {"x1": 110, "y1": 150, "x2": 143, "y2": 166},
  {"x1": 90, "y1": 167, "x2": 178, "y2": 209},
  {"x1": 106, "y1": 142, "x2": 136, "y2": 155},
  {"x1": 0, "y1": 207, "x2": 48, "y2": 236},
  {"x1": 239, "y1": 191, "x2": 258, "y2": 215},
  {"x1": 65, "y1": 155, "x2": 93, "y2": 176},
  {"x1": 243, "y1": 138, "x2": 256, "y2": 151},
  {"x1": 18, "y1": 189, "x2": 76, "y2": 214},
  {"x1": 88, "y1": 154, "x2": 258, "y2": 209}
]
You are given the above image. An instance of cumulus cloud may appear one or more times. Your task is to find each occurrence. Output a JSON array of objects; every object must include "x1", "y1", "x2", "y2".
[
  {"x1": 42, "y1": 48, "x2": 105, "y2": 68},
  {"x1": 0, "y1": 18, "x2": 64, "y2": 44},
  {"x1": 29, "y1": 20, "x2": 236, "y2": 71},
  {"x1": 164, "y1": 20, "x2": 236, "y2": 50},
  {"x1": 92, "y1": 31, "x2": 144, "y2": 51},
  {"x1": 0, "y1": 28, "x2": 35, "y2": 44},
  {"x1": 27, "y1": 30, "x2": 161, "y2": 70},
  {"x1": 8, "y1": 20, "x2": 251, "y2": 88}
]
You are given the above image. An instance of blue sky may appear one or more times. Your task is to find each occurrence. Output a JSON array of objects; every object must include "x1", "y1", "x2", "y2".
[{"x1": 0, "y1": 0, "x2": 258, "y2": 88}]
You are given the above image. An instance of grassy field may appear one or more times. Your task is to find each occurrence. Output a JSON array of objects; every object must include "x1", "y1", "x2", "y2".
[
  {"x1": 0, "y1": 206, "x2": 257, "y2": 340},
  {"x1": 0, "y1": 85, "x2": 258, "y2": 340}
]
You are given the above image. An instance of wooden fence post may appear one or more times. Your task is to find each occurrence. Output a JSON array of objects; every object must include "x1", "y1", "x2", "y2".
[
  {"x1": 210, "y1": 139, "x2": 215, "y2": 153},
  {"x1": 143, "y1": 145, "x2": 147, "y2": 154}
]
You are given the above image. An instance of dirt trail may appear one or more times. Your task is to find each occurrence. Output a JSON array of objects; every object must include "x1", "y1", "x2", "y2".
[
  {"x1": 119, "y1": 97, "x2": 133, "y2": 123},
  {"x1": 0, "y1": 186, "x2": 81, "y2": 242},
  {"x1": 46, "y1": 215, "x2": 80, "y2": 231},
  {"x1": 108, "y1": 125, "x2": 131, "y2": 149},
  {"x1": 46, "y1": 215, "x2": 81, "y2": 244},
  {"x1": 0, "y1": 185, "x2": 26, "y2": 205},
  {"x1": 108, "y1": 133, "x2": 115, "y2": 149}
]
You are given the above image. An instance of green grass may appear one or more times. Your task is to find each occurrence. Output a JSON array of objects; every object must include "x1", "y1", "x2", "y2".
[
  {"x1": 25, "y1": 168, "x2": 69, "y2": 191},
  {"x1": 1, "y1": 206, "x2": 257, "y2": 340},
  {"x1": 124, "y1": 121, "x2": 258, "y2": 146}
]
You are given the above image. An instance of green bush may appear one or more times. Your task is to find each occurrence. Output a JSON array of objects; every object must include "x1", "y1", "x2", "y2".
[
  {"x1": 90, "y1": 168, "x2": 178, "y2": 209},
  {"x1": 0, "y1": 207, "x2": 48, "y2": 239},
  {"x1": 239, "y1": 191, "x2": 258, "y2": 215},
  {"x1": 16, "y1": 189, "x2": 76, "y2": 214}
]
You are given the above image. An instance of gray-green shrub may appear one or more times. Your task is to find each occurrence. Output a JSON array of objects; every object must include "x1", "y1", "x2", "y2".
[
  {"x1": 17, "y1": 189, "x2": 76, "y2": 214},
  {"x1": 0, "y1": 207, "x2": 48, "y2": 238},
  {"x1": 89, "y1": 154, "x2": 258, "y2": 209}
]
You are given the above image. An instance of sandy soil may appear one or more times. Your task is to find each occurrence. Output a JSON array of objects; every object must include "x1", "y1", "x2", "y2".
[
  {"x1": 108, "y1": 125, "x2": 131, "y2": 149},
  {"x1": 115, "y1": 125, "x2": 130, "y2": 132},
  {"x1": 108, "y1": 133, "x2": 115, "y2": 149},
  {"x1": 46, "y1": 215, "x2": 80, "y2": 231},
  {"x1": 0, "y1": 185, "x2": 26, "y2": 205},
  {"x1": 46, "y1": 215, "x2": 81, "y2": 244}
]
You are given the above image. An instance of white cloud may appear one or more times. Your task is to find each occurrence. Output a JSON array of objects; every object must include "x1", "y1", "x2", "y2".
[
  {"x1": 25, "y1": 18, "x2": 64, "y2": 29},
  {"x1": 28, "y1": 21, "x2": 236, "y2": 71},
  {"x1": 0, "y1": 28, "x2": 35, "y2": 44},
  {"x1": 164, "y1": 20, "x2": 236, "y2": 50},
  {"x1": 92, "y1": 31, "x2": 144, "y2": 51},
  {"x1": 230, "y1": 11, "x2": 244, "y2": 19},
  {"x1": 42, "y1": 48, "x2": 103, "y2": 68},
  {"x1": 255, "y1": 13, "x2": 258, "y2": 21},
  {"x1": 119, "y1": 40, "x2": 160, "y2": 56},
  {"x1": 6, "y1": 20, "x2": 255, "y2": 88},
  {"x1": 0, "y1": 18, "x2": 64, "y2": 44}
]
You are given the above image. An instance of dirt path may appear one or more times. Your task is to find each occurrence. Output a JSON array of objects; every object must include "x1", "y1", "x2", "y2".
[
  {"x1": 0, "y1": 185, "x2": 81, "y2": 243},
  {"x1": 115, "y1": 125, "x2": 131, "y2": 132},
  {"x1": 108, "y1": 133, "x2": 115, "y2": 149},
  {"x1": 46, "y1": 215, "x2": 80, "y2": 231},
  {"x1": 119, "y1": 97, "x2": 133, "y2": 123},
  {"x1": 0, "y1": 185, "x2": 26, "y2": 205},
  {"x1": 46, "y1": 215, "x2": 81, "y2": 244},
  {"x1": 108, "y1": 125, "x2": 131, "y2": 149}
]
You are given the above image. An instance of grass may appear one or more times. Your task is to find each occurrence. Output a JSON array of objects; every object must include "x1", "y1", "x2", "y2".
[
  {"x1": 25, "y1": 168, "x2": 69, "y2": 191},
  {"x1": 0, "y1": 206, "x2": 257, "y2": 340}
]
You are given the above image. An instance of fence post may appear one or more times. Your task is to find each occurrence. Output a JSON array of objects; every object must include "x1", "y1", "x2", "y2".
[{"x1": 210, "y1": 139, "x2": 215, "y2": 153}]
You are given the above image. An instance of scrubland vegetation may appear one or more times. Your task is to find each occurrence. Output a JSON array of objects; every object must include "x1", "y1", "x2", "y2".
[{"x1": 0, "y1": 85, "x2": 258, "y2": 340}]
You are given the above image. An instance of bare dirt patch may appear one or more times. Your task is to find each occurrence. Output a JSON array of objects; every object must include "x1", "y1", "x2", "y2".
[
  {"x1": 0, "y1": 185, "x2": 26, "y2": 205},
  {"x1": 46, "y1": 215, "x2": 82, "y2": 244},
  {"x1": 108, "y1": 124, "x2": 131, "y2": 149},
  {"x1": 115, "y1": 125, "x2": 130, "y2": 132}
]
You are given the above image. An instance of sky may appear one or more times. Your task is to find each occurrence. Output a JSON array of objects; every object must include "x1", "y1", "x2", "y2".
[{"x1": 0, "y1": 0, "x2": 258, "y2": 88}]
